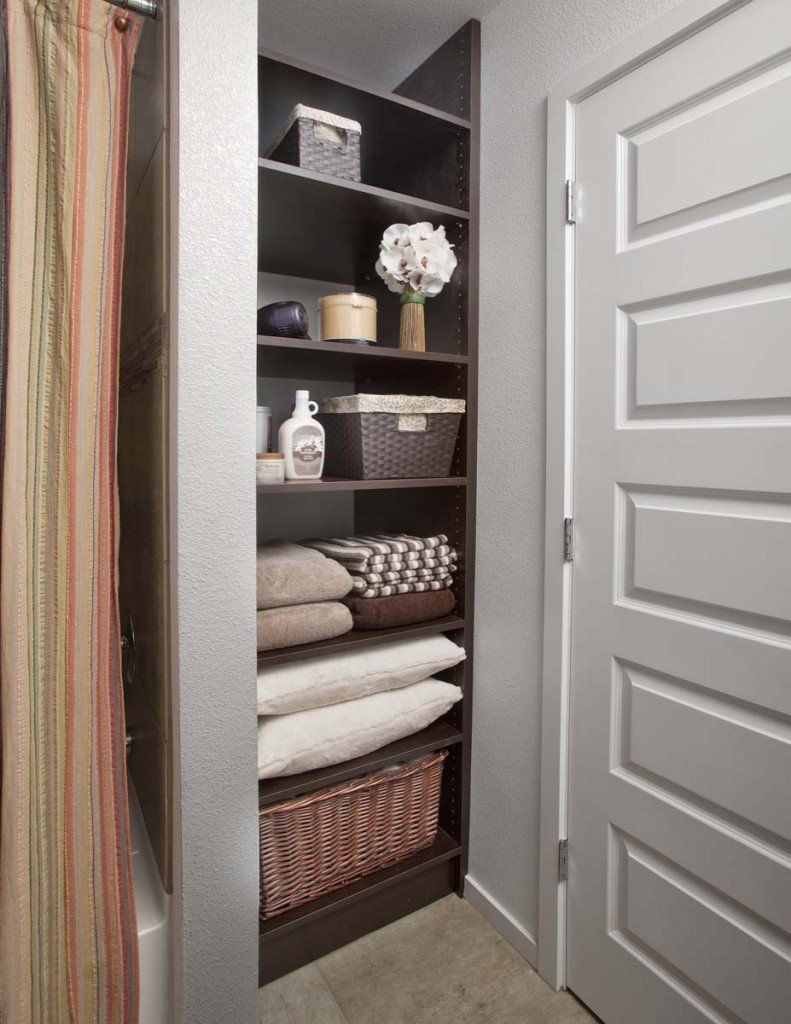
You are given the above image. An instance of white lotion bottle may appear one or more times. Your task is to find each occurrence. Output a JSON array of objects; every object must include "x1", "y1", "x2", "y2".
[{"x1": 278, "y1": 390, "x2": 325, "y2": 481}]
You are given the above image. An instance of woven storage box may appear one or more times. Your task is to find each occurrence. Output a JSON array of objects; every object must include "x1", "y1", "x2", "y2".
[
  {"x1": 318, "y1": 394, "x2": 465, "y2": 479},
  {"x1": 259, "y1": 750, "x2": 447, "y2": 920},
  {"x1": 265, "y1": 104, "x2": 362, "y2": 182}
]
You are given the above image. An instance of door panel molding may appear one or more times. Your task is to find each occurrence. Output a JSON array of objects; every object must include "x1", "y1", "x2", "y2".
[
  {"x1": 611, "y1": 658, "x2": 791, "y2": 856},
  {"x1": 607, "y1": 825, "x2": 791, "y2": 1024}
]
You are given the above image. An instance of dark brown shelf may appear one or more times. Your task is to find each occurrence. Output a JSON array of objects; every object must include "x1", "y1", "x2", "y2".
[
  {"x1": 257, "y1": 475, "x2": 467, "y2": 495},
  {"x1": 260, "y1": 48, "x2": 472, "y2": 133},
  {"x1": 258, "y1": 614, "x2": 465, "y2": 667},
  {"x1": 258, "y1": 334, "x2": 468, "y2": 369},
  {"x1": 258, "y1": 159, "x2": 468, "y2": 282},
  {"x1": 259, "y1": 828, "x2": 460, "y2": 940},
  {"x1": 259, "y1": 50, "x2": 470, "y2": 212},
  {"x1": 259, "y1": 720, "x2": 463, "y2": 808}
]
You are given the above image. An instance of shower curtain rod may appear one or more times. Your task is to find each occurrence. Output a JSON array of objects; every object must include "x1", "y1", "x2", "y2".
[{"x1": 104, "y1": 0, "x2": 159, "y2": 21}]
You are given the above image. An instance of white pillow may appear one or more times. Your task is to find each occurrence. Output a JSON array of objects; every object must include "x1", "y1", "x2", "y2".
[
  {"x1": 257, "y1": 679, "x2": 462, "y2": 779},
  {"x1": 257, "y1": 634, "x2": 465, "y2": 715}
]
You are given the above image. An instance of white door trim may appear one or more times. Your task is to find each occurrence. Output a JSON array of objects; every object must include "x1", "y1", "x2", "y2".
[{"x1": 537, "y1": 0, "x2": 754, "y2": 990}]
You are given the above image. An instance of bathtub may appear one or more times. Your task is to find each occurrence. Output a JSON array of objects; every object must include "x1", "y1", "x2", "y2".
[{"x1": 129, "y1": 782, "x2": 171, "y2": 1024}]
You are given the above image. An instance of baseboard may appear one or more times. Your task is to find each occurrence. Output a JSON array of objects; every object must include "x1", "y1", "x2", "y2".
[{"x1": 463, "y1": 875, "x2": 538, "y2": 968}]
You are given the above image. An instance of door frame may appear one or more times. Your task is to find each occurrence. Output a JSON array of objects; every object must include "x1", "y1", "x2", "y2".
[{"x1": 537, "y1": 0, "x2": 753, "y2": 990}]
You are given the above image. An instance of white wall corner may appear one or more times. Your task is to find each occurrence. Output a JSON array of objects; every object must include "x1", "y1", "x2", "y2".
[
  {"x1": 169, "y1": 0, "x2": 260, "y2": 1021},
  {"x1": 464, "y1": 876, "x2": 538, "y2": 968}
]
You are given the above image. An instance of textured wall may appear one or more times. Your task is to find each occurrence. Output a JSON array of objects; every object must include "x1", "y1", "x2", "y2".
[
  {"x1": 170, "y1": 2, "x2": 260, "y2": 1022},
  {"x1": 258, "y1": 0, "x2": 499, "y2": 88},
  {"x1": 470, "y1": 0, "x2": 683, "y2": 952}
]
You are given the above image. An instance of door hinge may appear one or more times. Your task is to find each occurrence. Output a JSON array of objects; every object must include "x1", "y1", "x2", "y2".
[
  {"x1": 565, "y1": 179, "x2": 576, "y2": 224},
  {"x1": 558, "y1": 838, "x2": 569, "y2": 881},
  {"x1": 563, "y1": 517, "x2": 574, "y2": 562}
]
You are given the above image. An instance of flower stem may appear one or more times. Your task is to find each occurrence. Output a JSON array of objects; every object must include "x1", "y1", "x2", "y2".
[{"x1": 399, "y1": 298, "x2": 426, "y2": 351}]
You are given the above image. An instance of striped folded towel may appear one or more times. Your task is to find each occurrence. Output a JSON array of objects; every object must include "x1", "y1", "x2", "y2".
[
  {"x1": 302, "y1": 533, "x2": 460, "y2": 599},
  {"x1": 355, "y1": 565, "x2": 455, "y2": 584},
  {"x1": 351, "y1": 577, "x2": 455, "y2": 599},
  {"x1": 359, "y1": 551, "x2": 457, "y2": 574},
  {"x1": 352, "y1": 567, "x2": 452, "y2": 589},
  {"x1": 302, "y1": 534, "x2": 450, "y2": 571}
]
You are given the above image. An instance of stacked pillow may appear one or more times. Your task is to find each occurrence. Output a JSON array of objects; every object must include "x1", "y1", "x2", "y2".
[{"x1": 257, "y1": 634, "x2": 465, "y2": 778}]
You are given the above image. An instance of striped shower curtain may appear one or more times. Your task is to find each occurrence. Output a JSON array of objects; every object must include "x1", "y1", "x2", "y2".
[{"x1": 0, "y1": 2, "x2": 141, "y2": 1022}]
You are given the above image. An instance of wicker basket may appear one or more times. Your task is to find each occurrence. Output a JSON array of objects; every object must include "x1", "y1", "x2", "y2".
[
  {"x1": 265, "y1": 104, "x2": 361, "y2": 182},
  {"x1": 318, "y1": 394, "x2": 465, "y2": 480},
  {"x1": 259, "y1": 750, "x2": 447, "y2": 920}
]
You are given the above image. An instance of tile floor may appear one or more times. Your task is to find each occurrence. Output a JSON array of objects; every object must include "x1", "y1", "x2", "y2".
[{"x1": 259, "y1": 895, "x2": 600, "y2": 1024}]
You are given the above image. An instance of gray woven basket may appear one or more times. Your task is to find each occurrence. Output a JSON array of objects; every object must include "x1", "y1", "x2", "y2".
[
  {"x1": 266, "y1": 104, "x2": 361, "y2": 182},
  {"x1": 318, "y1": 394, "x2": 465, "y2": 480}
]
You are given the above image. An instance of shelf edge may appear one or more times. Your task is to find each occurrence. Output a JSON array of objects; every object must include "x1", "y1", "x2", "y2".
[
  {"x1": 257, "y1": 615, "x2": 466, "y2": 667},
  {"x1": 257, "y1": 335, "x2": 469, "y2": 365},
  {"x1": 258, "y1": 721, "x2": 463, "y2": 808},
  {"x1": 258, "y1": 158, "x2": 470, "y2": 221},
  {"x1": 257, "y1": 476, "x2": 467, "y2": 495}
]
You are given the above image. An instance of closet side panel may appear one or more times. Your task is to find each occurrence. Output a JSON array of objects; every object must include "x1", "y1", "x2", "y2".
[{"x1": 118, "y1": 17, "x2": 172, "y2": 892}]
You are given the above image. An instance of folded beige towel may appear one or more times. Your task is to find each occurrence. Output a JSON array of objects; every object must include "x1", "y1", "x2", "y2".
[
  {"x1": 257, "y1": 541, "x2": 353, "y2": 610},
  {"x1": 257, "y1": 601, "x2": 353, "y2": 652}
]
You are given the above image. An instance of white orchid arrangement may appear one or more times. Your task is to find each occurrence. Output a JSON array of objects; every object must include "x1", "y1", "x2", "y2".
[{"x1": 375, "y1": 222, "x2": 457, "y2": 301}]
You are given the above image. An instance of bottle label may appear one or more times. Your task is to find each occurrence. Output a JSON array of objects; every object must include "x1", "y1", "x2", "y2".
[{"x1": 292, "y1": 425, "x2": 324, "y2": 476}]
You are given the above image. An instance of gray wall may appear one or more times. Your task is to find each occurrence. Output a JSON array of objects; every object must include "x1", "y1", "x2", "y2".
[
  {"x1": 259, "y1": 0, "x2": 498, "y2": 88},
  {"x1": 169, "y1": 1, "x2": 260, "y2": 1022},
  {"x1": 469, "y1": 0, "x2": 682, "y2": 953}
]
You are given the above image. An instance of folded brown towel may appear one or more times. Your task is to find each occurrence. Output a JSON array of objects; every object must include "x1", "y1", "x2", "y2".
[
  {"x1": 257, "y1": 541, "x2": 353, "y2": 610},
  {"x1": 257, "y1": 602, "x2": 353, "y2": 651},
  {"x1": 344, "y1": 589, "x2": 456, "y2": 630}
]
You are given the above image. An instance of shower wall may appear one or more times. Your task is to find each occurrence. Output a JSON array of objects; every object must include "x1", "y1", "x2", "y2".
[{"x1": 118, "y1": 14, "x2": 172, "y2": 892}]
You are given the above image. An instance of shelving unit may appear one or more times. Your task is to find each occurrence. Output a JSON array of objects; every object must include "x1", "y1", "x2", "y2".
[{"x1": 257, "y1": 21, "x2": 479, "y2": 985}]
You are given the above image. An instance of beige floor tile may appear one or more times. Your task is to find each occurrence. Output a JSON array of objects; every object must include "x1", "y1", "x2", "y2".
[
  {"x1": 259, "y1": 962, "x2": 347, "y2": 1024},
  {"x1": 258, "y1": 982, "x2": 291, "y2": 1024},
  {"x1": 259, "y1": 895, "x2": 600, "y2": 1024}
]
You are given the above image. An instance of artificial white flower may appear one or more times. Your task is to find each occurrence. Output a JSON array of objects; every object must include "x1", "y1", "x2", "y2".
[
  {"x1": 379, "y1": 246, "x2": 412, "y2": 281},
  {"x1": 407, "y1": 222, "x2": 436, "y2": 245},
  {"x1": 375, "y1": 257, "x2": 407, "y2": 293},
  {"x1": 381, "y1": 223, "x2": 411, "y2": 250},
  {"x1": 410, "y1": 238, "x2": 458, "y2": 283},
  {"x1": 407, "y1": 270, "x2": 444, "y2": 297},
  {"x1": 376, "y1": 221, "x2": 457, "y2": 298}
]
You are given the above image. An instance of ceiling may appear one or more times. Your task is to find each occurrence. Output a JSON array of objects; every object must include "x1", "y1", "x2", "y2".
[{"x1": 258, "y1": 0, "x2": 502, "y2": 90}]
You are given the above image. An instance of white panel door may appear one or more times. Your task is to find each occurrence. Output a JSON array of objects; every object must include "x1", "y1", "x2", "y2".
[{"x1": 567, "y1": 2, "x2": 791, "y2": 1023}]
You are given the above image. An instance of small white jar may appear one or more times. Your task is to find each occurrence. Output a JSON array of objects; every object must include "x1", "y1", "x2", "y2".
[
  {"x1": 256, "y1": 406, "x2": 273, "y2": 453},
  {"x1": 256, "y1": 453, "x2": 285, "y2": 484}
]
